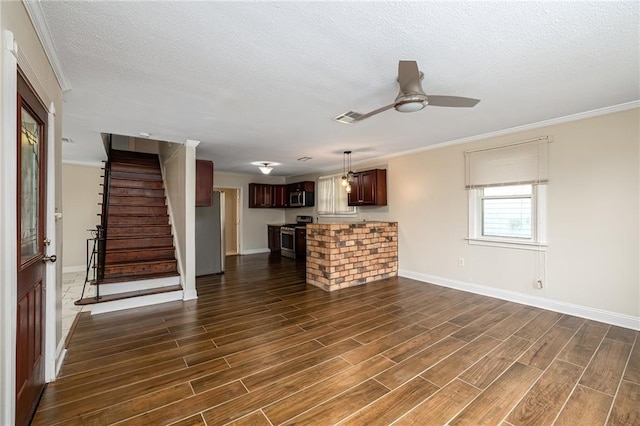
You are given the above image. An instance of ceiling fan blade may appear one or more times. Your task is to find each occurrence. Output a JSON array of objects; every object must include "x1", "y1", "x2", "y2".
[
  {"x1": 398, "y1": 61, "x2": 424, "y2": 95},
  {"x1": 427, "y1": 95, "x2": 480, "y2": 108},
  {"x1": 353, "y1": 104, "x2": 395, "y2": 122}
]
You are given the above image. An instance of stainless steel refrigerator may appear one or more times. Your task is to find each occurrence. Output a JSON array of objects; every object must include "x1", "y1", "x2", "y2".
[{"x1": 195, "y1": 190, "x2": 225, "y2": 276}]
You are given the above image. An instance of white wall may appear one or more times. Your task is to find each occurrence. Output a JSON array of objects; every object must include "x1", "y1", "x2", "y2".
[
  {"x1": 61, "y1": 163, "x2": 102, "y2": 270},
  {"x1": 392, "y1": 108, "x2": 639, "y2": 323},
  {"x1": 214, "y1": 171, "x2": 286, "y2": 252},
  {"x1": 159, "y1": 141, "x2": 197, "y2": 299}
]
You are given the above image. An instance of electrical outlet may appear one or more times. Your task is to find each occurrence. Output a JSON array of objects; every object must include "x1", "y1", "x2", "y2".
[
  {"x1": 458, "y1": 258, "x2": 465, "y2": 267},
  {"x1": 536, "y1": 279, "x2": 543, "y2": 289}
]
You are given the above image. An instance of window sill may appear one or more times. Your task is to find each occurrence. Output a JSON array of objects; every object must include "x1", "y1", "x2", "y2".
[
  {"x1": 317, "y1": 213, "x2": 357, "y2": 218},
  {"x1": 466, "y1": 237, "x2": 547, "y2": 251}
]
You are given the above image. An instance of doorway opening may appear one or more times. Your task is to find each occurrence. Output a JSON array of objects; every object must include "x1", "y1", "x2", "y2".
[{"x1": 216, "y1": 187, "x2": 241, "y2": 256}]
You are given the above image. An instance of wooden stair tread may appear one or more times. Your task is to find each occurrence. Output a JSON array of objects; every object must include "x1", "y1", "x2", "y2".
[
  {"x1": 90, "y1": 271, "x2": 180, "y2": 285},
  {"x1": 106, "y1": 246, "x2": 175, "y2": 253},
  {"x1": 74, "y1": 284, "x2": 182, "y2": 305},
  {"x1": 108, "y1": 224, "x2": 170, "y2": 228},
  {"x1": 103, "y1": 259, "x2": 176, "y2": 266},
  {"x1": 106, "y1": 235, "x2": 172, "y2": 240}
]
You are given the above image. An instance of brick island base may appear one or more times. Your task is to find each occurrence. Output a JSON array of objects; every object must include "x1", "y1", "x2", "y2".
[{"x1": 305, "y1": 222, "x2": 398, "y2": 291}]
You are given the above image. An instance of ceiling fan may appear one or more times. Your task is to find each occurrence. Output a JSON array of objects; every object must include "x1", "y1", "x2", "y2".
[{"x1": 334, "y1": 60, "x2": 480, "y2": 124}]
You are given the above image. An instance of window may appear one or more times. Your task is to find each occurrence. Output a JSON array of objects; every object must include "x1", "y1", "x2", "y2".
[
  {"x1": 482, "y1": 185, "x2": 532, "y2": 239},
  {"x1": 465, "y1": 138, "x2": 549, "y2": 250},
  {"x1": 317, "y1": 175, "x2": 356, "y2": 216}
]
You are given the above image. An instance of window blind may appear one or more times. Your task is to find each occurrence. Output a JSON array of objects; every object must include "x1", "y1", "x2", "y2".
[{"x1": 465, "y1": 138, "x2": 549, "y2": 189}]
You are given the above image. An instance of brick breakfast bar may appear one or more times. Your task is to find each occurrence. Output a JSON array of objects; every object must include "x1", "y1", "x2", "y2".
[{"x1": 306, "y1": 221, "x2": 398, "y2": 291}]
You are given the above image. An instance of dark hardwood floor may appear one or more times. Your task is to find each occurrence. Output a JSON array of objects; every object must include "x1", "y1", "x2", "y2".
[{"x1": 34, "y1": 254, "x2": 639, "y2": 425}]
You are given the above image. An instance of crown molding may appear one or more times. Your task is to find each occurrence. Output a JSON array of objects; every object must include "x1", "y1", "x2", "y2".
[
  {"x1": 23, "y1": 0, "x2": 72, "y2": 91},
  {"x1": 380, "y1": 100, "x2": 640, "y2": 160}
]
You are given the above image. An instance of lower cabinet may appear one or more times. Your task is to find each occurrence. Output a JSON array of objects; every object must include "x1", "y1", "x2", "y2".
[
  {"x1": 295, "y1": 227, "x2": 306, "y2": 259},
  {"x1": 268, "y1": 225, "x2": 281, "y2": 253}
]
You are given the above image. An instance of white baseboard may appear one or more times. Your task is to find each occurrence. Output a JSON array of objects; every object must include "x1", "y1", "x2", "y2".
[
  {"x1": 55, "y1": 342, "x2": 66, "y2": 379},
  {"x1": 89, "y1": 290, "x2": 184, "y2": 315},
  {"x1": 62, "y1": 265, "x2": 85, "y2": 273},
  {"x1": 399, "y1": 269, "x2": 640, "y2": 331},
  {"x1": 242, "y1": 248, "x2": 270, "y2": 255}
]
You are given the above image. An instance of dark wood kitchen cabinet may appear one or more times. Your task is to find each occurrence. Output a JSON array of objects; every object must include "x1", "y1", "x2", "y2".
[
  {"x1": 348, "y1": 169, "x2": 387, "y2": 206},
  {"x1": 295, "y1": 227, "x2": 306, "y2": 259},
  {"x1": 249, "y1": 183, "x2": 272, "y2": 208},
  {"x1": 287, "y1": 181, "x2": 315, "y2": 193},
  {"x1": 195, "y1": 160, "x2": 214, "y2": 206},
  {"x1": 272, "y1": 185, "x2": 288, "y2": 208},
  {"x1": 268, "y1": 225, "x2": 281, "y2": 253}
]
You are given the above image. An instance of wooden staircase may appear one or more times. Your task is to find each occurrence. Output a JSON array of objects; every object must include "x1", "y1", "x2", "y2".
[{"x1": 75, "y1": 149, "x2": 182, "y2": 312}]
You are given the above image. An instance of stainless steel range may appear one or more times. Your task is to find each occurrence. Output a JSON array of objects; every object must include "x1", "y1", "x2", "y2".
[{"x1": 281, "y1": 215, "x2": 313, "y2": 259}]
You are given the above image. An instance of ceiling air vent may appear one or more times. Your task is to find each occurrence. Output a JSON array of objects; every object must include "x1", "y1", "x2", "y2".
[{"x1": 333, "y1": 111, "x2": 362, "y2": 125}]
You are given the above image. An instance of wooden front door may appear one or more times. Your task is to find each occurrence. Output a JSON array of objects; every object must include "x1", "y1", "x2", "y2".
[{"x1": 16, "y1": 72, "x2": 48, "y2": 426}]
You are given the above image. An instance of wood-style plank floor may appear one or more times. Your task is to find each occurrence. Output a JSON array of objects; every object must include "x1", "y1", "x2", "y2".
[{"x1": 34, "y1": 254, "x2": 639, "y2": 425}]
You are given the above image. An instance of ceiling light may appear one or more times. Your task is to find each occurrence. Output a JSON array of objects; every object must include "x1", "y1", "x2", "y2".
[
  {"x1": 258, "y1": 163, "x2": 273, "y2": 174},
  {"x1": 138, "y1": 132, "x2": 151, "y2": 138},
  {"x1": 394, "y1": 94, "x2": 428, "y2": 113},
  {"x1": 251, "y1": 161, "x2": 280, "y2": 174}
]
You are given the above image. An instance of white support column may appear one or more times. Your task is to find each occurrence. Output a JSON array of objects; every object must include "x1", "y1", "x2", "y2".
[{"x1": 183, "y1": 139, "x2": 200, "y2": 300}]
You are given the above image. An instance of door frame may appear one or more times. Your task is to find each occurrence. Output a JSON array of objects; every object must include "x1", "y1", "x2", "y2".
[
  {"x1": 214, "y1": 186, "x2": 243, "y2": 255},
  {"x1": 1, "y1": 30, "x2": 60, "y2": 425}
]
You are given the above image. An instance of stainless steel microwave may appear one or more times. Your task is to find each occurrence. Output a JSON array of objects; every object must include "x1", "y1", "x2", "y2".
[{"x1": 289, "y1": 191, "x2": 306, "y2": 207}]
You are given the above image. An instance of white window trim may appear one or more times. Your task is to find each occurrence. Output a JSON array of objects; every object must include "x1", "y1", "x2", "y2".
[
  {"x1": 468, "y1": 184, "x2": 547, "y2": 251},
  {"x1": 317, "y1": 174, "x2": 357, "y2": 217}
]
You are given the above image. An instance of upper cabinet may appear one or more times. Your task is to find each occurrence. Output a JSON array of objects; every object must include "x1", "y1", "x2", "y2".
[
  {"x1": 249, "y1": 183, "x2": 273, "y2": 208},
  {"x1": 249, "y1": 181, "x2": 314, "y2": 208},
  {"x1": 348, "y1": 169, "x2": 387, "y2": 206},
  {"x1": 196, "y1": 160, "x2": 214, "y2": 206},
  {"x1": 272, "y1": 184, "x2": 288, "y2": 208}
]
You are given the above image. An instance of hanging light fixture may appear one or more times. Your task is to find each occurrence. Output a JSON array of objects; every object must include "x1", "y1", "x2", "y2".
[
  {"x1": 251, "y1": 161, "x2": 280, "y2": 174},
  {"x1": 346, "y1": 150, "x2": 354, "y2": 182},
  {"x1": 341, "y1": 151, "x2": 350, "y2": 187},
  {"x1": 258, "y1": 163, "x2": 274, "y2": 174}
]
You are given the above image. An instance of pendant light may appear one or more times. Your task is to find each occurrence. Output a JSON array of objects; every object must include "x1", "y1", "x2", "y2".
[
  {"x1": 341, "y1": 151, "x2": 350, "y2": 187},
  {"x1": 342, "y1": 150, "x2": 353, "y2": 193}
]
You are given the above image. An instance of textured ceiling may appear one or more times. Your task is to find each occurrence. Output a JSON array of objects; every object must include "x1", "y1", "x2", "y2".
[{"x1": 39, "y1": 1, "x2": 639, "y2": 176}]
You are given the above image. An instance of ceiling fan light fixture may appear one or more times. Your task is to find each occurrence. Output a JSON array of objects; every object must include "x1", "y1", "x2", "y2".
[{"x1": 394, "y1": 94, "x2": 428, "y2": 113}]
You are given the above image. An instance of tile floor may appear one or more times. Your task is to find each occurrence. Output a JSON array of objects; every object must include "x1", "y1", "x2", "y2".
[{"x1": 61, "y1": 271, "x2": 94, "y2": 342}]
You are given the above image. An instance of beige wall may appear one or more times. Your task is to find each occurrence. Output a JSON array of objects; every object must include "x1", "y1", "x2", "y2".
[
  {"x1": 387, "y1": 109, "x2": 639, "y2": 318},
  {"x1": 61, "y1": 164, "x2": 102, "y2": 269},
  {"x1": 214, "y1": 172, "x2": 286, "y2": 252}
]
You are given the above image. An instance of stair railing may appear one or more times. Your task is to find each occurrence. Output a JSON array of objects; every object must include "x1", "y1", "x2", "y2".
[
  {"x1": 76, "y1": 227, "x2": 104, "y2": 304},
  {"x1": 97, "y1": 135, "x2": 114, "y2": 283}
]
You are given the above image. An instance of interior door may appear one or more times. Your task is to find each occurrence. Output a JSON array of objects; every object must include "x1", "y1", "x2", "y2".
[{"x1": 16, "y1": 72, "x2": 48, "y2": 426}]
